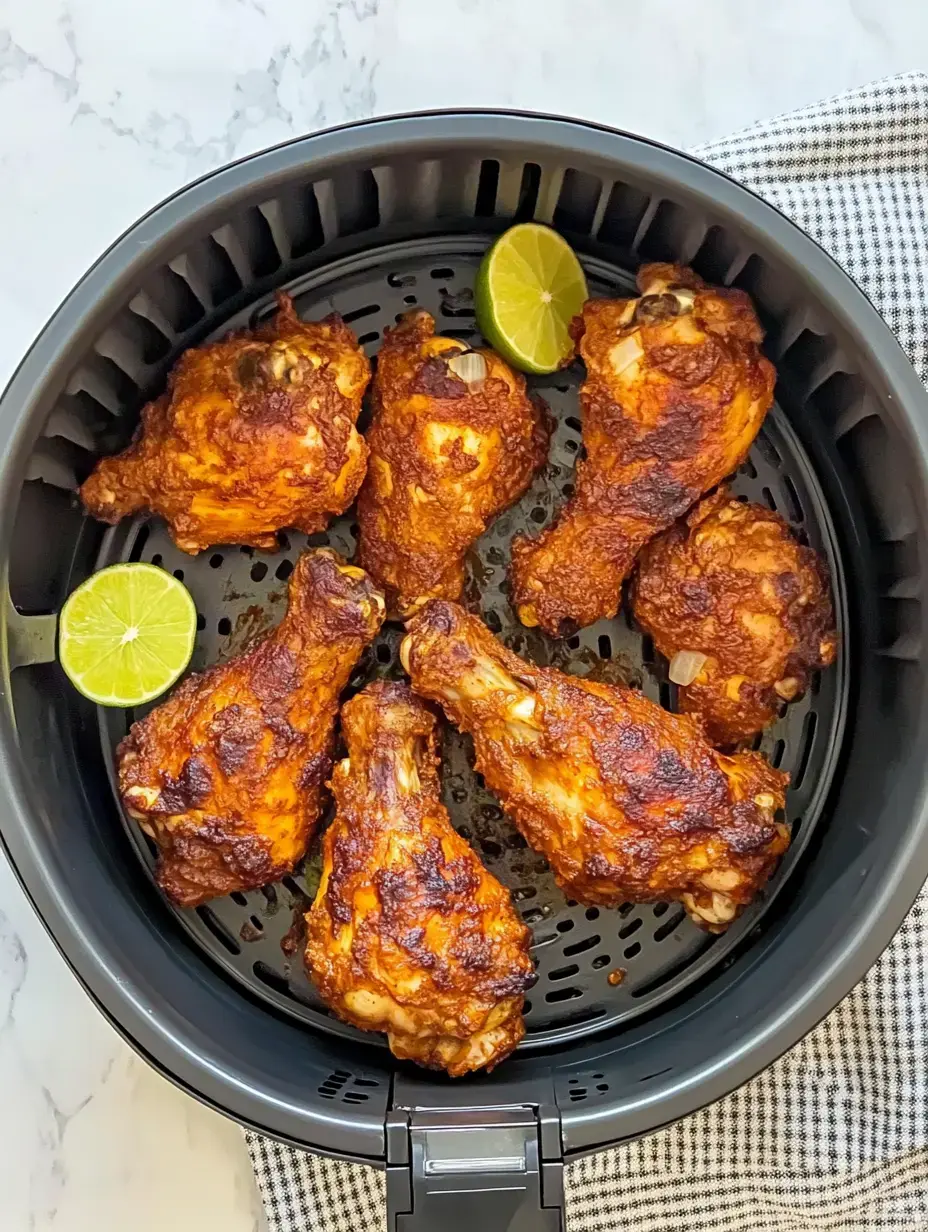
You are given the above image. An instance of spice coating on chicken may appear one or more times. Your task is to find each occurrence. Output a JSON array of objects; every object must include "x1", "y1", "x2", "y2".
[
  {"x1": 510, "y1": 264, "x2": 776, "y2": 635},
  {"x1": 118, "y1": 550, "x2": 385, "y2": 906},
  {"x1": 356, "y1": 309, "x2": 550, "y2": 618},
  {"x1": 632, "y1": 489, "x2": 838, "y2": 746},
  {"x1": 402, "y1": 601, "x2": 789, "y2": 930},
  {"x1": 81, "y1": 293, "x2": 371, "y2": 554},
  {"x1": 305, "y1": 681, "x2": 534, "y2": 1075}
]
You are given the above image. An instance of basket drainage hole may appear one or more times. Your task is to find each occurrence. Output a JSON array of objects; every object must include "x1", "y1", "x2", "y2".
[
  {"x1": 598, "y1": 635, "x2": 612, "y2": 658},
  {"x1": 545, "y1": 986, "x2": 583, "y2": 1003},
  {"x1": 794, "y1": 711, "x2": 818, "y2": 789},
  {"x1": 218, "y1": 617, "x2": 232, "y2": 636},
  {"x1": 253, "y1": 961, "x2": 289, "y2": 995},
  {"x1": 129, "y1": 525, "x2": 151, "y2": 561},
  {"x1": 276, "y1": 559, "x2": 294, "y2": 582},
  {"x1": 591, "y1": 955, "x2": 610, "y2": 970},
  {"x1": 387, "y1": 272, "x2": 416, "y2": 288},
  {"x1": 403, "y1": 295, "x2": 417, "y2": 305},
  {"x1": 230, "y1": 892, "x2": 248, "y2": 906},
  {"x1": 342, "y1": 302, "x2": 381, "y2": 324},
  {"x1": 151, "y1": 553, "x2": 163, "y2": 567},
  {"x1": 556, "y1": 919, "x2": 575, "y2": 934},
  {"x1": 376, "y1": 644, "x2": 392, "y2": 664},
  {"x1": 654, "y1": 909, "x2": 686, "y2": 942},
  {"x1": 173, "y1": 569, "x2": 184, "y2": 582},
  {"x1": 196, "y1": 906, "x2": 240, "y2": 955},
  {"x1": 562, "y1": 934, "x2": 600, "y2": 957},
  {"x1": 565, "y1": 415, "x2": 582, "y2": 433},
  {"x1": 209, "y1": 553, "x2": 223, "y2": 569},
  {"x1": 619, "y1": 917, "x2": 642, "y2": 940},
  {"x1": 548, "y1": 963, "x2": 580, "y2": 982},
  {"x1": 196, "y1": 613, "x2": 206, "y2": 631},
  {"x1": 624, "y1": 941, "x2": 642, "y2": 960},
  {"x1": 585, "y1": 907, "x2": 600, "y2": 921},
  {"x1": 251, "y1": 561, "x2": 268, "y2": 582}
]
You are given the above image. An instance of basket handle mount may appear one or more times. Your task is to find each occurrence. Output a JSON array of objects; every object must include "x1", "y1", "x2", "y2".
[{"x1": 386, "y1": 1103, "x2": 565, "y2": 1230}]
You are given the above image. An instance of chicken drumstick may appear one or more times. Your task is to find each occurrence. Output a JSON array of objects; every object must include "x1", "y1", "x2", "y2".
[
  {"x1": 305, "y1": 681, "x2": 534, "y2": 1074},
  {"x1": 402, "y1": 601, "x2": 789, "y2": 930},
  {"x1": 511, "y1": 264, "x2": 776, "y2": 635}
]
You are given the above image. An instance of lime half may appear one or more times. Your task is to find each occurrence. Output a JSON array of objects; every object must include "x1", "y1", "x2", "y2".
[
  {"x1": 59, "y1": 562, "x2": 197, "y2": 707},
  {"x1": 475, "y1": 223, "x2": 588, "y2": 374}
]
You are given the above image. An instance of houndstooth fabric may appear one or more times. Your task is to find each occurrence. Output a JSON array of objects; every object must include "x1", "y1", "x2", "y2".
[{"x1": 245, "y1": 73, "x2": 928, "y2": 1231}]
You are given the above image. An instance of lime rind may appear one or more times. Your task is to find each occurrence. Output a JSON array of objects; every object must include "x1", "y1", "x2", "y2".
[{"x1": 59, "y1": 562, "x2": 197, "y2": 708}]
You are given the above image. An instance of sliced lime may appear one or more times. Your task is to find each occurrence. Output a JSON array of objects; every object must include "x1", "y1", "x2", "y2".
[
  {"x1": 59, "y1": 562, "x2": 196, "y2": 707},
  {"x1": 475, "y1": 223, "x2": 588, "y2": 374}
]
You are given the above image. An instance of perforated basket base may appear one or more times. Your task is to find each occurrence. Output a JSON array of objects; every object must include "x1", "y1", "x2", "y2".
[{"x1": 97, "y1": 236, "x2": 847, "y2": 1053}]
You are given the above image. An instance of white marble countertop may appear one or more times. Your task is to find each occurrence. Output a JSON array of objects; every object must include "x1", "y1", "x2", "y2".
[{"x1": 0, "y1": 2, "x2": 926, "y2": 1228}]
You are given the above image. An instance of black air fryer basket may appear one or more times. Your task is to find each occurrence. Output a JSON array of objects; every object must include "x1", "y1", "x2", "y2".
[{"x1": 2, "y1": 113, "x2": 928, "y2": 1230}]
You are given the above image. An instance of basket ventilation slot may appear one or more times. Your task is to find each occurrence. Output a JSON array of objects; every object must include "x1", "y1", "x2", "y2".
[
  {"x1": 318, "y1": 1070, "x2": 382, "y2": 1104},
  {"x1": 563, "y1": 1072, "x2": 611, "y2": 1104}
]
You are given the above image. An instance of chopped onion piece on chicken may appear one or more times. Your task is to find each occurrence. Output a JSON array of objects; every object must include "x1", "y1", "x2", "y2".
[{"x1": 669, "y1": 650, "x2": 708, "y2": 686}]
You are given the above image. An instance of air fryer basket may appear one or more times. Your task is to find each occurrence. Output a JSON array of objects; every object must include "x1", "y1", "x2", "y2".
[{"x1": 2, "y1": 113, "x2": 928, "y2": 1230}]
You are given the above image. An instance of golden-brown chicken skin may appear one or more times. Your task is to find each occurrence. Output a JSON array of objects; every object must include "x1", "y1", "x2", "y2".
[
  {"x1": 356, "y1": 310, "x2": 549, "y2": 618},
  {"x1": 632, "y1": 489, "x2": 838, "y2": 746},
  {"x1": 81, "y1": 293, "x2": 371, "y2": 554},
  {"x1": 305, "y1": 681, "x2": 534, "y2": 1075},
  {"x1": 510, "y1": 264, "x2": 776, "y2": 635},
  {"x1": 402, "y1": 601, "x2": 789, "y2": 930},
  {"x1": 118, "y1": 550, "x2": 385, "y2": 907}
]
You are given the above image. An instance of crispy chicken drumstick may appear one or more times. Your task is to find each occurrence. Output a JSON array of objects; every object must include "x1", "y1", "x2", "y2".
[
  {"x1": 511, "y1": 264, "x2": 776, "y2": 635},
  {"x1": 356, "y1": 309, "x2": 549, "y2": 617},
  {"x1": 118, "y1": 550, "x2": 385, "y2": 906},
  {"x1": 305, "y1": 681, "x2": 534, "y2": 1075},
  {"x1": 81, "y1": 293, "x2": 371, "y2": 553},
  {"x1": 632, "y1": 489, "x2": 838, "y2": 746},
  {"x1": 402, "y1": 601, "x2": 789, "y2": 930}
]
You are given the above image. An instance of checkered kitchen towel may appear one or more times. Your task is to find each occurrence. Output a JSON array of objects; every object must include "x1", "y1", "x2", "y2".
[{"x1": 246, "y1": 74, "x2": 928, "y2": 1231}]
